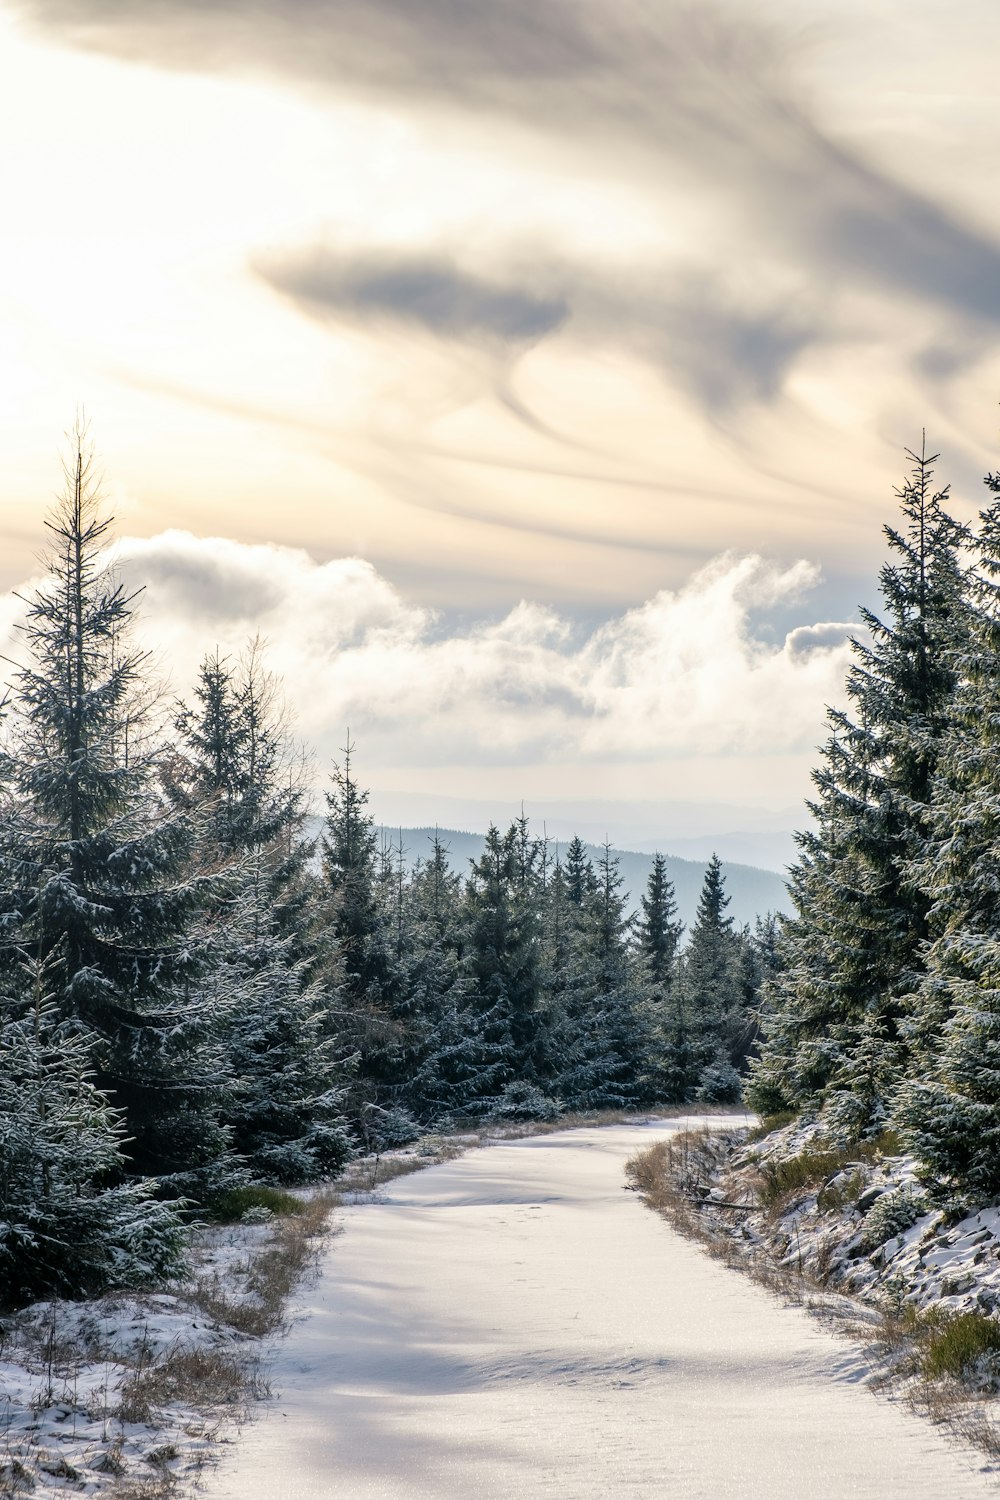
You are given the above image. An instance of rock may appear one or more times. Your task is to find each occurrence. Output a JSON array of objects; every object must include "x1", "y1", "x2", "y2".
[
  {"x1": 36, "y1": 1455, "x2": 80, "y2": 1480},
  {"x1": 857, "y1": 1185, "x2": 886, "y2": 1214}
]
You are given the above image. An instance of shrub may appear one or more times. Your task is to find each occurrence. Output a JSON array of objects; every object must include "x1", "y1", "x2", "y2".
[
  {"x1": 858, "y1": 1184, "x2": 927, "y2": 1253},
  {"x1": 757, "y1": 1146, "x2": 855, "y2": 1208},
  {"x1": 363, "y1": 1105, "x2": 422, "y2": 1150},
  {"x1": 696, "y1": 1060, "x2": 742, "y2": 1104},
  {"x1": 207, "y1": 1185, "x2": 302, "y2": 1223},
  {"x1": 747, "y1": 1110, "x2": 798, "y2": 1143},
  {"x1": 921, "y1": 1312, "x2": 1000, "y2": 1384},
  {"x1": 816, "y1": 1169, "x2": 866, "y2": 1213},
  {"x1": 494, "y1": 1082, "x2": 562, "y2": 1121}
]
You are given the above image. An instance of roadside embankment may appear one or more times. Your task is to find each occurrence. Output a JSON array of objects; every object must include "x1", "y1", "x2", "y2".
[{"x1": 626, "y1": 1118, "x2": 1000, "y2": 1459}]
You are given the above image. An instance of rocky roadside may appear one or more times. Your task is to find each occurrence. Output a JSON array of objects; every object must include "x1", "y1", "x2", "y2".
[
  {"x1": 707, "y1": 1119, "x2": 1000, "y2": 1314},
  {"x1": 627, "y1": 1118, "x2": 1000, "y2": 1461}
]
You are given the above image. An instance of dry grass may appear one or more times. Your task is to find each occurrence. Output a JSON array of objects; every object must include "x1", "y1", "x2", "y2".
[
  {"x1": 191, "y1": 1188, "x2": 338, "y2": 1338},
  {"x1": 116, "y1": 1344, "x2": 269, "y2": 1425},
  {"x1": 111, "y1": 1470, "x2": 181, "y2": 1499}
]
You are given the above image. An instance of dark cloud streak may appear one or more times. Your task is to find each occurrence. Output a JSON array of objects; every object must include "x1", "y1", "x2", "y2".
[
  {"x1": 20, "y1": 0, "x2": 1000, "y2": 387},
  {"x1": 260, "y1": 250, "x2": 568, "y2": 342},
  {"x1": 258, "y1": 244, "x2": 820, "y2": 417}
]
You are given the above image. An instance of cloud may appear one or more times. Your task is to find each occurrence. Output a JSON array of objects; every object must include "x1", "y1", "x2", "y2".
[
  {"x1": 18, "y1": 0, "x2": 1000, "y2": 341},
  {"x1": 258, "y1": 246, "x2": 820, "y2": 419},
  {"x1": 0, "y1": 530, "x2": 852, "y2": 774},
  {"x1": 260, "y1": 249, "x2": 568, "y2": 344}
]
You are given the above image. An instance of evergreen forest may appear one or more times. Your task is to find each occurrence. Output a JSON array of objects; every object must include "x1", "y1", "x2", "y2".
[
  {"x1": 751, "y1": 444, "x2": 1000, "y2": 1205},
  {"x1": 0, "y1": 436, "x2": 773, "y2": 1304}
]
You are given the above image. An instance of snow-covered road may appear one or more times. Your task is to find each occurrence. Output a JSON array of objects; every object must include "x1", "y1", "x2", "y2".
[{"x1": 208, "y1": 1119, "x2": 994, "y2": 1498}]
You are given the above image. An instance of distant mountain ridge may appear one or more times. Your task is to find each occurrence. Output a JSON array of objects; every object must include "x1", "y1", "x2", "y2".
[
  {"x1": 305, "y1": 816, "x2": 788, "y2": 928},
  {"x1": 392, "y1": 828, "x2": 788, "y2": 930}
]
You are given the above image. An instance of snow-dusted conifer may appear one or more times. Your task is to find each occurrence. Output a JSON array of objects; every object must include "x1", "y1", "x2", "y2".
[
  {"x1": 750, "y1": 446, "x2": 968, "y2": 1131},
  {"x1": 402, "y1": 834, "x2": 506, "y2": 1120},
  {"x1": 464, "y1": 821, "x2": 542, "y2": 1084},
  {"x1": 676, "y1": 855, "x2": 743, "y2": 1102},
  {"x1": 173, "y1": 645, "x2": 352, "y2": 1180},
  {"x1": 895, "y1": 490, "x2": 1000, "y2": 1190},
  {"x1": 0, "y1": 429, "x2": 230, "y2": 1192},
  {"x1": 0, "y1": 948, "x2": 186, "y2": 1303},
  {"x1": 637, "y1": 852, "x2": 685, "y2": 1099}
]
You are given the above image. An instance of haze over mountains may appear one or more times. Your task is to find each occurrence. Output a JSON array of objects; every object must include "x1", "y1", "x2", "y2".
[
  {"x1": 368, "y1": 827, "x2": 789, "y2": 931},
  {"x1": 360, "y1": 794, "x2": 799, "y2": 874}
]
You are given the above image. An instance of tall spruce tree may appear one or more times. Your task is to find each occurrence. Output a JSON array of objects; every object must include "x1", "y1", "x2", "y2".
[
  {"x1": 402, "y1": 835, "x2": 505, "y2": 1121},
  {"x1": 464, "y1": 821, "x2": 542, "y2": 1088},
  {"x1": 676, "y1": 855, "x2": 743, "y2": 1101},
  {"x1": 750, "y1": 446, "x2": 969, "y2": 1135},
  {"x1": 535, "y1": 855, "x2": 607, "y2": 1110},
  {"x1": 0, "y1": 430, "x2": 231, "y2": 1194},
  {"x1": 587, "y1": 842, "x2": 648, "y2": 1105},
  {"x1": 172, "y1": 647, "x2": 352, "y2": 1180},
  {"x1": 637, "y1": 853, "x2": 685, "y2": 1100},
  {"x1": 322, "y1": 741, "x2": 397, "y2": 1118},
  {"x1": 895, "y1": 489, "x2": 1000, "y2": 1191}
]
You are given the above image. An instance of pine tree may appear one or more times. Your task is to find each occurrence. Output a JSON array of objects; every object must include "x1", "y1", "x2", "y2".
[
  {"x1": 0, "y1": 429, "x2": 232, "y2": 1194},
  {"x1": 637, "y1": 853, "x2": 685, "y2": 1100},
  {"x1": 0, "y1": 949, "x2": 186, "y2": 1303},
  {"x1": 677, "y1": 855, "x2": 742, "y2": 1102},
  {"x1": 750, "y1": 446, "x2": 969, "y2": 1133},
  {"x1": 172, "y1": 646, "x2": 352, "y2": 1180},
  {"x1": 895, "y1": 490, "x2": 1000, "y2": 1191}
]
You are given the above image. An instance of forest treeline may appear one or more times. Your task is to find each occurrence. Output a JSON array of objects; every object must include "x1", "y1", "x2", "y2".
[
  {"x1": 0, "y1": 437, "x2": 775, "y2": 1304},
  {"x1": 751, "y1": 445, "x2": 1000, "y2": 1204}
]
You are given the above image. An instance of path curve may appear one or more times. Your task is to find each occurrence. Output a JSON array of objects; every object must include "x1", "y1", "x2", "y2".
[{"x1": 208, "y1": 1119, "x2": 994, "y2": 1498}]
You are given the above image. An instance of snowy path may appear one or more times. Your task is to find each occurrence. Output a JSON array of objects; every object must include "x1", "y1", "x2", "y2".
[{"x1": 208, "y1": 1119, "x2": 994, "y2": 1499}]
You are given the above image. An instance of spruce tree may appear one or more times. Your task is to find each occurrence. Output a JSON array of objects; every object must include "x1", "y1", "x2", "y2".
[
  {"x1": 536, "y1": 856, "x2": 609, "y2": 1110},
  {"x1": 637, "y1": 853, "x2": 685, "y2": 1100},
  {"x1": 463, "y1": 821, "x2": 543, "y2": 1087},
  {"x1": 677, "y1": 856, "x2": 742, "y2": 1102},
  {"x1": 0, "y1": 950, "x2": 185, "y2": 1303},
  {"x1": 564, "y1": 836, "x2": 598, "y2": 907},
  {"x1": 173, "y1": 647, "x2": 352, "y2": 1180},
  {"x1": 895, "y1": 490, "x2": 1000, "y2": 1191},
  {"x1": 403, "y1": 835, "x2": 505, "y2": 1121},
  {"x1": 322, "y1": 740, "x2": 398, "y2": 1118},
  {"x1": 587, "y1": 842, "x2": 648, "y2": 1105},
  {"x1": 750, "y1": 446, "x2": 969, "y2": 1134},
  {"x1": 0, "y1": 430, "x2": 232, "y2": 1194},
  {"x1": 637, "y1": 853, "x2": 683, "y2": 986}
]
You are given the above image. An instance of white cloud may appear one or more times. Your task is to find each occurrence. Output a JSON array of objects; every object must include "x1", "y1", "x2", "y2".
[{"x1": 0, "y1": 532, "x2": 850, "y2": 778}]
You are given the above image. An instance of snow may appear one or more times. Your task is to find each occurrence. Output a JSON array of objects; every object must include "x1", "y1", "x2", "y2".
[
  {"x1": 205, "y1": 1118, "x2": 994, "y2": 1498},
  {"x1": 714, "y1": 1121, "x2": 1000, "y2": 1318},
  {"x1": 0, "y1": 1221, "x2": 273, "y2": 1494}
]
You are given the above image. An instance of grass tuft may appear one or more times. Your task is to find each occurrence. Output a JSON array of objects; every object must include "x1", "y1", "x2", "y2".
[
  {"x1": 205, "y1": 1186, "x2": 303, "y2": 1223},
  {"x1": 757, "y1": 1148, "x2": 856, "y2": 1209},
  {"x1": 747, "y1": 1110, "x2": 798, "y2": 1142},
  {"x1": 921, "y1": 1312, "x2": 1000, "y2": 1383}
]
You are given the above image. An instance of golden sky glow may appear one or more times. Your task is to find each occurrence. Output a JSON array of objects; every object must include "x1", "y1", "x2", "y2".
[{"x1": 3, "y1": 0, "x2": 1000, "y2": 847}]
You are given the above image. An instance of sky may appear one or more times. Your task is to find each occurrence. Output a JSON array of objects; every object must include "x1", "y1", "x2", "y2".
[{"x1": 2, "y1": 0, "x2": 999, "y2": 861}]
